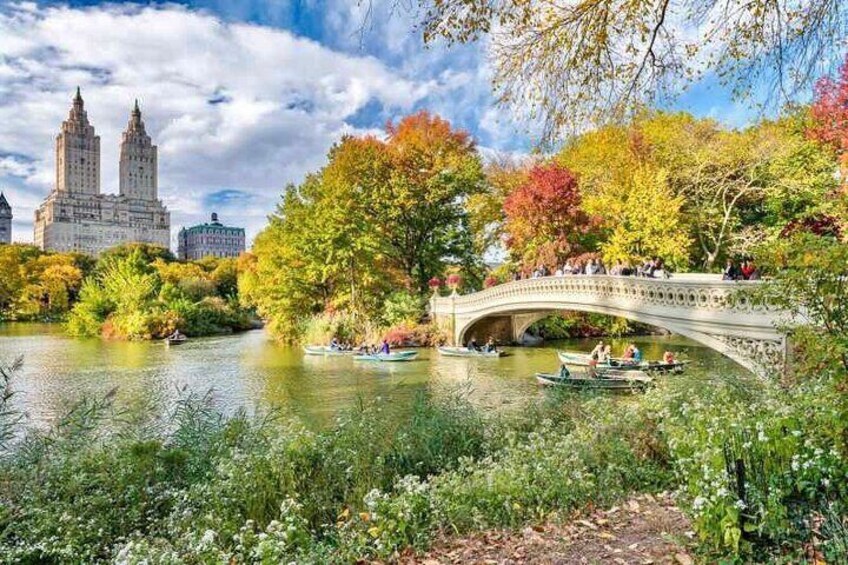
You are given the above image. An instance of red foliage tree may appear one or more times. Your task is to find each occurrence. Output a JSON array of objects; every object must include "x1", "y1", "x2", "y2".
[
  {"x1": 503, "y1": 163, "x2": 601, "y2": 270},
  {"x1": 809, "y1": 55, "x2": 848, "y2": 174}
]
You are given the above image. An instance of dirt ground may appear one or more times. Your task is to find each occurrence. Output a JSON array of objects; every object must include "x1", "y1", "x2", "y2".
[{"x1": 399, "y1": 493, "x2": 697, "y2": 565}]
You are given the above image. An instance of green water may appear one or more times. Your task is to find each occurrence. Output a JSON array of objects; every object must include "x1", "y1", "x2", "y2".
[{"x1": 0, "y1": 323, "x2": 749, "y2": 428}]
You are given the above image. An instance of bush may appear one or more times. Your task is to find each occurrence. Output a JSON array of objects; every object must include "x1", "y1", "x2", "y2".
[
  {"x1": 381, "y1": 291, "x2": 424, "y2": 327},
  {"x1": 648, "y1": 372, "x2": 848, "y2": 558}
]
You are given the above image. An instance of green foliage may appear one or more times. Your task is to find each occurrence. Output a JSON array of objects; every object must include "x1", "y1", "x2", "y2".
[
  {"x1": 753, "y1": 233, "x2": 848, "y2": 375},
  {"x1": 529, "y1": 312, "x2": 636, "y2": 339},
  {"x1": 652, "y1": 372, "x2": 847, "y2": 558},
  {"x1": 67, "y1": 249, "x2": 253, "y2": 339},
  {"x1": 381, "y1": 291, "x2": 423, "y2": 327}
]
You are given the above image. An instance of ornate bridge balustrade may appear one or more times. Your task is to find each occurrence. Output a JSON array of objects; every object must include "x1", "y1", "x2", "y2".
[{"x1": 429, "y1": 275, "x2": 788, "y2": 376}]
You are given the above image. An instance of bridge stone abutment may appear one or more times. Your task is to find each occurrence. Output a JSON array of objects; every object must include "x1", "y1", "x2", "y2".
[{"x1": 429, "y1": 275, "x2": 787, "y2": 377}]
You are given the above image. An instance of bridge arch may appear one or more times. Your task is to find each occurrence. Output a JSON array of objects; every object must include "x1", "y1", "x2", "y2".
[{"x1": 430, "y1": 275, "x2": 787, "y2": 376}]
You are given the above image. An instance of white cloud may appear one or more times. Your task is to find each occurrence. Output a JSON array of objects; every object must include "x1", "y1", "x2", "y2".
[{"x1": 0, "y1": 2, "x2": 436, "y2": 244}]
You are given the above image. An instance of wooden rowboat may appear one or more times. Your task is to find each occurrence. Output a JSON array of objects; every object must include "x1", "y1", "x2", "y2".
[
  {"x1": 353, "y1": 351, "x2": 419, "y2": 362},
  {"x1": 535, "y1": 371, "x2": 650, "y2": 392},
  {"x1": 556, "y1": 350, "x2": 687, "y2": 373},
  {"x1": 437, "y1": 346, "x2": 505, "y2": 358}
]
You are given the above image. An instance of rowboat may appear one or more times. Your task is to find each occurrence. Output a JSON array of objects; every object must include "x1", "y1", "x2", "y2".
[
  {"x1": 303, "y1": 345, "x2": 356, "y2": 356},
  {"x1": 535, "y1": 371, "x2": 651, "y2": 392},
  {"x1": 437, "y1": 346, "x2": 505, "y2": 358},
  {"x1": 556, "y1": 350, "x2": 687, "y2": 373},
  {"x1": 164, "y1": 335, "x2": 188, "y2": 346},
  {"x1": 353, "y1": 351, "x2": 419, "y2": 362}
]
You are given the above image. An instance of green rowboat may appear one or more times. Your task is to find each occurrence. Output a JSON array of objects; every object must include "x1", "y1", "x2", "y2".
[{"x1": 353, "y1": 351, "x2": 419, "y2": 362}]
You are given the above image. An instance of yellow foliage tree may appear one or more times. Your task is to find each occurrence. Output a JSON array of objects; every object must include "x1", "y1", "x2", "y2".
[{"x1": 596, "y1": 167, "x2": 692, "y2": 269}]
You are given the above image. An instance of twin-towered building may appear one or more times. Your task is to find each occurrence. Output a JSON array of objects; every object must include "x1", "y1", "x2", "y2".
[{"x1": 34, "y1": 89, "x2": 171, "y2": 255}]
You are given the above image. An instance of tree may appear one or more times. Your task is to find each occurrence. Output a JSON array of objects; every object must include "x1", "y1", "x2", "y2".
[
  {"x1": 597, "y1": 167, "x2": 692, "y2": 269},
  {"x1": 502, "y1": 163, "x2": 600, "y2": 269},
  {"x1": 374, "y1": 111, "x2": 486, "y2": 292},
  {"x1": 246, "y1": 111, "x2": 486, "y2": 341},
  {"x1": 415, "y1": 0, "x2": 848, "y2": 142},
  {"x1": 754, "y1": 233, "x2": 848, "y2": 375},
  {"x1": 809, "y1": 53, "x2": 848, "y2": 176},
  {"x1": 467, "y1": 155, "x2": 529, "y2": 255}
]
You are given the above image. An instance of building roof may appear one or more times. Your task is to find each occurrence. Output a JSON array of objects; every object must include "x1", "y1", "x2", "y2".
[
  {"x1": 179, "y1": 221, "x2": 245, "y2": 235},
  {"x1": 0, "y1": 192, "x2": 10, "y2": 210}
]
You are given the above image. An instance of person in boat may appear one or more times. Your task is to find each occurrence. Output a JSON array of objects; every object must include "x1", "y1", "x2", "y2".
[
  {"x1": 631, "y1": 344, "x2": 643, "y2": 363},
  {"x1": 484, "y1": 336, "x2": 497, "y2": 353},
  {"x1": 330, "y1": 337, "x2": 340, "y2": 350},
  {"x1": 600, "y1": 344, "x2": 612, "y2": 363},
  {"x1": 559, "y1": 364, "x2": 572, "y2": 379},
  {"x1": 467, "y1": 336, "x2": 482, "y2": 352},
  {"x1": 168, "y1": 330, "x2": 184, "y2": 341},
  {"x1": 379, "y1": 339, "x2": 390, "y2": 355},
  {"x1": 621, "y1": 345, "x2": 634, "y2": 363},
  {"x1": 589, "y1": 340, "x2": 605, "y2": 360},
  {"x1": 663, "y1": 350, "x2": 675, "y2": 364}
]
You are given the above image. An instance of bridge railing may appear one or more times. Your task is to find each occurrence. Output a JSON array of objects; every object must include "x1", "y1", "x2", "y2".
[{"x1": 430, "y1": 274, "x2": 769, "y2": 315}]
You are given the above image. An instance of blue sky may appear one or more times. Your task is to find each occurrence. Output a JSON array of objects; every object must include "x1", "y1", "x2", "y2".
[{"x1": 0, "y1": 0, "x2": 778, "y2": 245}]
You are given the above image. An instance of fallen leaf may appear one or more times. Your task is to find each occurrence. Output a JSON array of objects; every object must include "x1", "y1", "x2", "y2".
[
  {"x1": 577, "y1": 519, "x2": 598, "y2": 530},
  {"x1": 675, "y1": 552, "x2": 694, "y2": 565}
]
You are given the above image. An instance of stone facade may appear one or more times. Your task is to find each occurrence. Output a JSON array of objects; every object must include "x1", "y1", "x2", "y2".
[
  {"x1": 178, "y1": 213, "x2": 245, "y2": 260},
  {"x1": 33, "y1": 89, "x2": 170, "y2": 256},
  {"x1": 0, "y1": 192, "x2": 11, "y2": 244}
]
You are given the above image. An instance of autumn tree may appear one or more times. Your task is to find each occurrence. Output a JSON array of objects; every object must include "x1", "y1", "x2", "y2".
[
  {"x1": 598, "y1": 167, "x2": 691, "y2": 269},
  {"x1": 376, "y1": 111, "x2": 485, "y2": 292},
  {"x1": 809, "y1": 54, "x2": 848, "y2": 171},
  {"x1": 246, "y1": 111, "x2": 484, "y2": 341},
  {"x1": 467, "y1": 155, "x2": 529, "y2": 255},
  {"x1": 413, "y1": 0, "x2": 847, "y2": 141},
  {"x1": 502, "y1": 163, "x2": 600, "y2": 269}
]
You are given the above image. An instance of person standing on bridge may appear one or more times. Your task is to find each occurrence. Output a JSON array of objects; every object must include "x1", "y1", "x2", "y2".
[{"x1": 722, "y1": 259, "x2": 741, "y2": 281}]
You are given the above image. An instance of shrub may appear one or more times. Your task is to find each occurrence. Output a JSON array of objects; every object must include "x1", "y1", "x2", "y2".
[{"x1": 381, "y1": 291, "x2": 423, "y2": 327}]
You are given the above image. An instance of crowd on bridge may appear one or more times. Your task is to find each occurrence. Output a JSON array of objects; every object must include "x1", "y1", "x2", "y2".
[
  {"x1": 515, "y1": 257, "x2": 671, "y2": 281},
  {"x1": 509, "y1": 256, "x2": 761, "y2": 282}
]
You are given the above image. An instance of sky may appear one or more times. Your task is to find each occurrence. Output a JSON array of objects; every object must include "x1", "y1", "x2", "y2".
[{"x1": 0, "y1": 0, "x2": 772, "y2": 246}]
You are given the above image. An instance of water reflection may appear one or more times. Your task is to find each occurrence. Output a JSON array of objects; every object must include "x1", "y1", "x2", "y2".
[{"x1": 0, "y1": 324, "x2": 749, "y2": 429}]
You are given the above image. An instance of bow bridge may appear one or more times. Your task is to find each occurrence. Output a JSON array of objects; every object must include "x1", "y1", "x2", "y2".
[{"x1": 429, "y1": 275, "x2": 788, "y2": 376}]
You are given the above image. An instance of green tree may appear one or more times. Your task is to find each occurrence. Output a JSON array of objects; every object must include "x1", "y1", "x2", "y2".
[
  {"x1": 375, "y1": 111, "x2": 485, "y2": 292},
  {"x1": 755, "y1": 233, "x2": 848, "y2": 375}
]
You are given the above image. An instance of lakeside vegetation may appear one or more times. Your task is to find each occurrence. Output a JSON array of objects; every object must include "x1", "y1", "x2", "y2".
[
  {"x1": 1, "y1": 233, "x2": 845, "y2": 562},
  {"x1": 0, "y1": 242, "x2": 253, "y2": 339}
]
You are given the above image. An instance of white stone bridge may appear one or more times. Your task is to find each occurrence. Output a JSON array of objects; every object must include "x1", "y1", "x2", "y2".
[{"x1": 429, "y1": 275, "x2": 788, "y2": 376}]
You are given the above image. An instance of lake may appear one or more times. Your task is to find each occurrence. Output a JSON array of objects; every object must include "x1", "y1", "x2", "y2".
[{"x1": 0, "y1": 324, "x2": 750, "y2": 428}]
